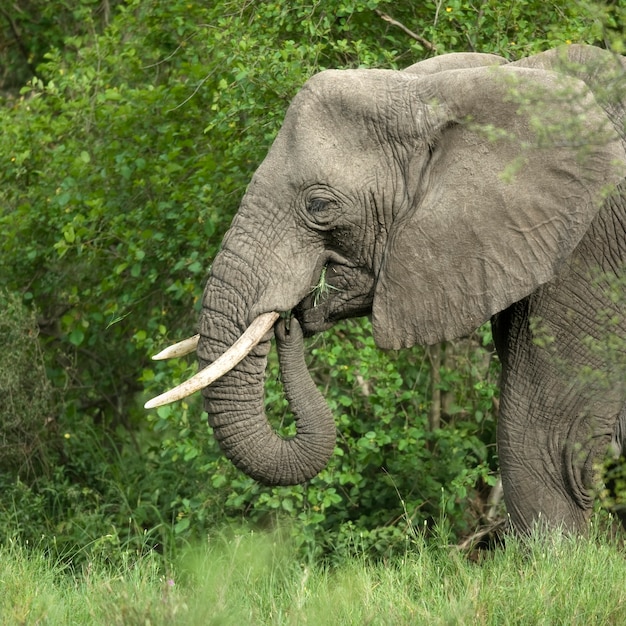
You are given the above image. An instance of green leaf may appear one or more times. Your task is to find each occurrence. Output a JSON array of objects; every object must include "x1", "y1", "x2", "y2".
[
  {"x1": 174, "y1": 517, "x2": 190, "y2": 534},
  {"x1": 69, "y1": 328, "x2": 85, "y2": 346},
  {"x1": 63, "y1": 225, "x2": 75, "y2": 243}
]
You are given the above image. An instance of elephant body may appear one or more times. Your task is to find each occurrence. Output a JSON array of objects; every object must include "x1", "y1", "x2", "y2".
[{"x1": 166, "y1": 45, "x2": 626, "y2": 534}]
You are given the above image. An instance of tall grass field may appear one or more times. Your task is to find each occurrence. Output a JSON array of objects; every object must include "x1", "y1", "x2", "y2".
[{"x1": 3, "y1": 521, "x2": 626, "y2": 625}]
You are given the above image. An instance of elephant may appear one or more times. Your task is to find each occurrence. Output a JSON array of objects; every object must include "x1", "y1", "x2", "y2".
[{"x1": 146, "y1": 44, "x2": 626, "y2": 534}]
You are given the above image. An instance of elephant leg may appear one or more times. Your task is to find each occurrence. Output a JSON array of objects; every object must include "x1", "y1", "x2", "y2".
[
  {"x1": 497, "y1": 380, "x2": 616, "y2": 533},
  {"x1": 493, "y1": 294, "x2": 625, "y2": 534}
]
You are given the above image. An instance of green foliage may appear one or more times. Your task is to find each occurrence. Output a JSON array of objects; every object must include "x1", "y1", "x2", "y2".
[
  {"x1": 0, "y1": 290, "x2": 54, "y2": 476},
  {"x1": 0, "y1": 0, "x2": 622, "y2": 563},
  {"x1": 415, "y1": 0, "x2": 609, "y2": 58},
  {"x1": 0, "y1": 421, "x2": 182, "y2": 566},
  {"x1": 3, "y1": 522, "x2": 626, "y2": 625},
  {"x1": 0, "y1": 0, "x2": 124, "y2": 92}
]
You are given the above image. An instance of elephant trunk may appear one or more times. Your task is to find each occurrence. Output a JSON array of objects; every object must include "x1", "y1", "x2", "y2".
[{"x1": 197, "y1": 258, "x2": 335, "y2": 485}]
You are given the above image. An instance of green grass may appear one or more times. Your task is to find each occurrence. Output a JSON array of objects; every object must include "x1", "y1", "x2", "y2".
[{"x1": 2, "y1": 522, "x2": 626, "y2": 625}]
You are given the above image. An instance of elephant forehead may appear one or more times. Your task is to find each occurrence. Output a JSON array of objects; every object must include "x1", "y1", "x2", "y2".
[
  {"x1": 278, "y1": 105, "x2": 380, "y2": 156},
  {"x1": 265, "y1": 116, "x2": 384, "y2": 185},
  {"x1": 277, "y1": 69, "x2": 421, "y2": 149}
]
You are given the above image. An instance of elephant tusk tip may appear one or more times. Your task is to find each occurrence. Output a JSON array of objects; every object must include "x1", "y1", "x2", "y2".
[
  {"x1": 144, "y1": 391, "x2": 181, "y2": 409},
  {"x1": 144, "y1": 397, "x2": 164, "y2": 409},
  {"x1": 151, "y1": 334, "x2": 200, "y2": 360}
]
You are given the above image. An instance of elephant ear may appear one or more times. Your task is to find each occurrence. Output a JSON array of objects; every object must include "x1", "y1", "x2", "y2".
[{"x1": 372, "y1": 64, "x2": 626, "y2": 349}]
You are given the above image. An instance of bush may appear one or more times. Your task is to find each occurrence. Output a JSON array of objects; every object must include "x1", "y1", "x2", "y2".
[{"x1": 0, "y1": 290, "x2": 54, "y2": 477}]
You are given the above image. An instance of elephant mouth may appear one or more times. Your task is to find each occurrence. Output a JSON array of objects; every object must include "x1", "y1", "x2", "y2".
[{"x1": 294, "y1": 262, "x2": 375, "y2": 335}]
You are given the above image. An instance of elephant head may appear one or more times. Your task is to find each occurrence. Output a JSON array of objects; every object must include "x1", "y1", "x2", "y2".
[{"x1": 146, "y1": 45, "x2": 626, "y2": 488}]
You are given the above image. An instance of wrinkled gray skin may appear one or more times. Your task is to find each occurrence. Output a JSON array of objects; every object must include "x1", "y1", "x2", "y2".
[{"x1": 198, "y1": 44, "x2": 626, "y2": 534}]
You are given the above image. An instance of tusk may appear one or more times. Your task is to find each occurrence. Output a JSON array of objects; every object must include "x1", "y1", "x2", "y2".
[
  {"x1": 152, "y1": 334, "x2": 200, "y2": 360},
  {"x1": 144, "y1": 311, "x2": 280, "y2": 409}
]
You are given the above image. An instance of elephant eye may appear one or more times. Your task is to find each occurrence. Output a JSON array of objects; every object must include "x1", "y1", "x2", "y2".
[
  {"x1": 303, "y1": 193, "x2": 341, "y2": 229},
  {"x1": 307, "y1": 198, "x2": 331, "y2": 214}
]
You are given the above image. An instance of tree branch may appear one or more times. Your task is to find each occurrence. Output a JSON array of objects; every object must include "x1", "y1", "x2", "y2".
[{"x1": 375, "y1": 9, "x2": 437, "y2": 52}]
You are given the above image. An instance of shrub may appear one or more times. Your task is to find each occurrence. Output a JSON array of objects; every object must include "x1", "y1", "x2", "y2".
[{"x1": 0, "y1": 290, "x2": 54, "y2": 477}]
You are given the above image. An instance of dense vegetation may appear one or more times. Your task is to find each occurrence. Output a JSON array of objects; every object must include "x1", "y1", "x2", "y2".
[
  {"x1": 1, "y1": 0, "x2": 625, "y2": 569},
  {"x1": 4, "y1": 523, "x2": 626, "y2": 625}
]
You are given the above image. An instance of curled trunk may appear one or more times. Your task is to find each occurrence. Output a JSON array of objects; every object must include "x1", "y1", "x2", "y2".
[{"x1": 200, "y1": 314, "x2": 336, "y2": 486}]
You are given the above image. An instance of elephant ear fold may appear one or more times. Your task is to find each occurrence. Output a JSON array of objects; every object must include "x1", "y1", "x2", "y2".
[{"x1": 372, "y1": 65, "x2": 626, "y2": 349}]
